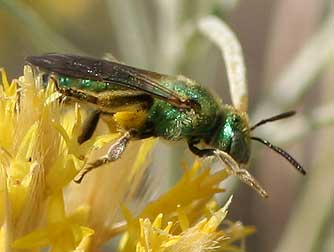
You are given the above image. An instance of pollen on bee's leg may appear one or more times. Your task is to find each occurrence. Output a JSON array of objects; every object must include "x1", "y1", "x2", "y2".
[{"x1": 74, "y1": 131, "x2": 132, "y2": 183}]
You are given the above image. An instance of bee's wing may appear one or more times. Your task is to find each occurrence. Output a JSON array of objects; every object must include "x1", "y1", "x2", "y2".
[{"x1": 26, "y1": 53, "x2": 193, "y2": 109}]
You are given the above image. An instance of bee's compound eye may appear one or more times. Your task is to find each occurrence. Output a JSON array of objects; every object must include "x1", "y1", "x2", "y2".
[{"x1": 230, "y1": 133, "x2": 250, "y2": 164}]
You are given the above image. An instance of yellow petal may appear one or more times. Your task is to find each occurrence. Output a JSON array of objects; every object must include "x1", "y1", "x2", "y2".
[
  {"x1": 202, "y1": 196, "x2": 233, "y2": 233},
  {"x1": 12, "y1": 228, "x2": 50, "y2": 249},
  {"x1": 47, "y1": 192, "x2": 66, "y2": 223},
  {"x1": 152, "y1": 213, "x2": 163, "y2": 229},
  {"x1": 0, "y1": 68, "x2": 17, "y2": 96}
]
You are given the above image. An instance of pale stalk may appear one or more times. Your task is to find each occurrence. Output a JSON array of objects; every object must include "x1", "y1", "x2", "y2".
[{"x1": 198, "y1": 15, "x2": 248, "y2": 112}]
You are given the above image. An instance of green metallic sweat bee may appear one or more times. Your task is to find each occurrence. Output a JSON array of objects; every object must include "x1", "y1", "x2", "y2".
[{"x1": 26, "y1": 53, "x2": 306, "y2": 197}]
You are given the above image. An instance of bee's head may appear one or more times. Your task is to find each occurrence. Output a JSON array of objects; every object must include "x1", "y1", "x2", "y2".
[
  {"x1": 211, "y1": 108, "x2": 306, "y2": 175},
  {"x1": 212, "y1": 107, "x2": 251, "y2": 164}
]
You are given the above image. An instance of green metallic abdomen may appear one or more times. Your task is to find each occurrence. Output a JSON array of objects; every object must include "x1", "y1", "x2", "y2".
[
  {"x1": 58, "y1": 76, "x2": 113, "y2": 92},
  {"x1": 145, "y1": 76, "x2": 221, "y2": 141}
]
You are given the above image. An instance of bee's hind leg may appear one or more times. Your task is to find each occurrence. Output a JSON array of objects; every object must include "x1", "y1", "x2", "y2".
[
  {"x1": 78, "y1": 110, "x2": 101, "y2": 144},
  {"x1": 74, "y1": 131, "x2": 132, "y2": 183}
]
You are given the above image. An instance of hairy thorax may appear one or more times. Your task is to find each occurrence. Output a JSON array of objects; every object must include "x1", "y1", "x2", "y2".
[{"x1": 144, "y1": 76, "x2": 222, "y2": 141}]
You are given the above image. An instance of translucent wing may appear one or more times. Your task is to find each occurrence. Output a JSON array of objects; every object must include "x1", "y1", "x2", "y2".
[{"x1": 26, "y1": 53, "x2": 193, "y2": 109}]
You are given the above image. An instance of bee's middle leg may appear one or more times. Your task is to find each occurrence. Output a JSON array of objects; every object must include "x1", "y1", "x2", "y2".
[{"x1": 74, "y1": 131, "x2": 132, "y2": 183}]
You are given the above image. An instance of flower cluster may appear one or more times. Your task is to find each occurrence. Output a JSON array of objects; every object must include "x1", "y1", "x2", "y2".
[{"x1": 0, "y1": 67, "x2": 254, "y2": 252}]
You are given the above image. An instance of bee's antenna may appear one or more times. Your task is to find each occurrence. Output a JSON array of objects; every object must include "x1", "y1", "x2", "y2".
[
  {"x1": 251, "y1": 111, "x2": 296, "y2": 131},
  {"x1": 251, "y1": 136, "x2": 306, "y2": 175}
]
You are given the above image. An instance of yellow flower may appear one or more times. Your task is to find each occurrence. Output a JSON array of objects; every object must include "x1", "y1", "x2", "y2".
[
  {"x1": 120, "y1": 163, "x2": 255, "y2": 252},
  {"x1": 0, "y1": 67, "x2": 254, "y2": 252},
  {"x1": 0, "y1": 66, "x2": 97, "y2": 252},
  {"x1": 12, "y1": 192, "x2": 94, "y2": 251},
  {"x1": 132, "y1": 196, "x2": 255, "y2": 252}
]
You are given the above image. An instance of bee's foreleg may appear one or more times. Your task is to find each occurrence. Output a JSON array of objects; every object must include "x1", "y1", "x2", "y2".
[
  {"x1": 74, "y1": 131, "x2": 131, "y2": 183},
  {"x1": 214, "y1": 150, "x2": 269, "y2": 198},
  {"x1": 188, "y1": 139, "x2": 215, "y2": 157},
  {"x1": 78, "y1": 110, "x2": 101, "y2": 144}
]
